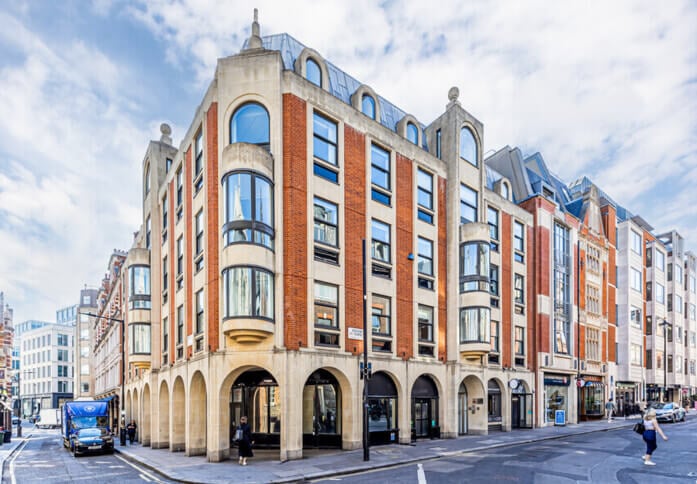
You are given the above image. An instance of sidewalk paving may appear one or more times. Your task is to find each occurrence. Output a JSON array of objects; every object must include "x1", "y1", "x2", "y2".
[
  {"x1": 0, "y1": 428, "x2": 30, "y2": 483},
  {"x1": 116, "y1": 411, "x2": 697, "y2": 484}
]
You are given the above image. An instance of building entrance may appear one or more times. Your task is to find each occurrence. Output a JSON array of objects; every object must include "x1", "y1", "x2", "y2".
[
  {"x1": 411, "y1": 375, "x2": 439, "y2": 439},
  {"x1": 230, "y1": 369, "x2": 280, "y2": 448},
  {"x1": 303, "y1": 369, "x2": 341, "y2": 448}
]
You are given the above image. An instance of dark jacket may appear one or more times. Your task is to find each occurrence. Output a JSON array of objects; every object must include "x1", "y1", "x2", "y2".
[{"x1": 237, "y1": 422, "x2": 253, "y2": 458}]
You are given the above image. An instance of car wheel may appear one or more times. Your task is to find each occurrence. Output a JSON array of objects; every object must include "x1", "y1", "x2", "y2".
[
  {"x1": 671, "y1": 414, "x2": 676, "y2": 423},
  {"x1": 72, "y1": 445, "x2": 79, "y2": 457}
]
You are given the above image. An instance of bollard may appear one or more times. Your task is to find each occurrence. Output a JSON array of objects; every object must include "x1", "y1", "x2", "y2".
[{"x1": 120, "y1": 428, "x2": 127, "y2": 446}]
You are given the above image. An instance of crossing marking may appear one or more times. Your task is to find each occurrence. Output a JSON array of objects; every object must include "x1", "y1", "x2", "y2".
[
  {"x1": 114, "y1": 455, "x2": 164, "y2": 483},
  {"x1": 417, "y1": 463, "x2": 427, "y2": 484}
]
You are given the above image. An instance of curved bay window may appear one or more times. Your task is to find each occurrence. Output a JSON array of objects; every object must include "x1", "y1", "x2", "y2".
[
  {"x1": 459, "y1": 307, "x2": 490, "y2": 343},
  {"x1": 129, "y1": 265, "x2": 151, "y2": 309},
  {"x1": 230, "y1": 102, "x2": 270, "y2": 150},
  {"x1": 222, "y1": 266, "x2": 274, "y2": 320},
  {"x1": 367, "y1": 372, "x2": 398, "y2": 445},
  {"x1": 222, "y1": 171, "x2": 274, "y2": 249},
  {"x1": 303, "y1": 369, "x2": 341, "y2": 448},
  {"x1": 129, "y1": 323, "x2": 151, "y2": 354},
  {"x1": 459, "y1": 241, "x2": 490, "y2": 292}
]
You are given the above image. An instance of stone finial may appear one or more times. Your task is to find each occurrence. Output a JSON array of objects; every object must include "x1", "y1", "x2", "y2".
[
  {"x1": 448, "y1": 86, "x2": 460, "y2": 103},
  {"x1": 160, "y1": 123, "x2": 172, "y2": 145},
  {"x1": 245, "y1": 8, "x2": 263, "y2": 51}
]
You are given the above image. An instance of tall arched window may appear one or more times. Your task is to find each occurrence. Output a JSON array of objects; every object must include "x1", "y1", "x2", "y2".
[
  {"x1": 406, "y1": 123, "x2": 419, "y2": 145},
  {"x1": 222, "y1": 171, "x2": 274, "y2": 249},
  {"x1": 362, "y1": 94, "x2": 376, "y2": 120},
  {"x1": 460, "y1": 127, "x2": 478, "y2": 167},
  {"x1": 306, "y1": 58, "x2": 321, "y2": 87},
  {"x1": 230, "y1": 102, "x2": 270, "y2": 149}
]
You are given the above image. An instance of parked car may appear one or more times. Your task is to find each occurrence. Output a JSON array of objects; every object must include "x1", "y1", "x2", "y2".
[
  {"x1": 653, "y1": 402, "x2": 686, "y2": 423},
  {"x1": 69, "y1": 427, "x2": 114, "y2": 457},
  {"x1": 28, "y1": 415, "x2": 40, "y2": 424}
]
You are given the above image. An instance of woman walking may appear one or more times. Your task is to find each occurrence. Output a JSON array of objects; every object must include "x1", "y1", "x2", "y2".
[
  {"x1": 237, "y1": 416, "x2": 254, "y2": 466},
  {"x1": 642, "y1": 408, "x2": 668, "y2": 466}
]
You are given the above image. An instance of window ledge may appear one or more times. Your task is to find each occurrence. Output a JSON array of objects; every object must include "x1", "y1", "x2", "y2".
[{"x1": 222, "y1": 318, "x2": 274, "y2": 344}]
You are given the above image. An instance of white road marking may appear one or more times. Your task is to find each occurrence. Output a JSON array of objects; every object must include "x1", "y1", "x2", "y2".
[
  {"x1": 417, "y1": 463, "x2": 427, "y2": 484},
  {"x1": 114, "y1": 455, "x2": 164, "y2": 483},
  {"x1": 9, "y1": 440, "x2": 29, "y2": 484},
  {"x1": 139, "y1": 474, "x2": 152, "y2": 482}
]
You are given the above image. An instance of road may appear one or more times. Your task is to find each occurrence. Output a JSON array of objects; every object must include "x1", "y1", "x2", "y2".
[
  {"x1": 316, "y1": 417, "x2": 697, "y2": 484},
  {"x1": 2, "y1": 426, "x2": 175, "y2": 484}
]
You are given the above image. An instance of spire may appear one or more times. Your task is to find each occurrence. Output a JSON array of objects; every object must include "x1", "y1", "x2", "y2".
[{"x1": 244, "y1": 8, "x2": 264, "y2": 51}]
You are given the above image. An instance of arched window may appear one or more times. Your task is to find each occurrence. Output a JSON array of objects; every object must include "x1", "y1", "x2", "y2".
[
  {"x1": 406, "y1": 123, "x2": 418, "y2": 145},
  {"x1": 144, "y1": 164, "x2": 150, "y2": 196},
  {"x1": 501, "y1": 182, "x2": 510, "y2": 200},
  {"x1": 222, "y1": 171, "x2": 274, "y2": 250},
  {"x1": 306, "y1": 58, "x2": 321, "y2": 87},
  {"x1": 362, "y1": 94, "x2": 376, "y2": 120},
  {"x1": 460, "y1": 127, "x2": 478, "y2": 167},
  {"x1": 230, "y1": 102, "x2": 270, "y2": 149}
]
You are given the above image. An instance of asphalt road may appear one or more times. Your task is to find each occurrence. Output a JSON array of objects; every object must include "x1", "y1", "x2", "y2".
[
  {"x1": 2, "y1": 426, "x2": 175, "y2": 484},
  {"x1": 316, "y1": 417, "x2": 697, "y2": 484}
]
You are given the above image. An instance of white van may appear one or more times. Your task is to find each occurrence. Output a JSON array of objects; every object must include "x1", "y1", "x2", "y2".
[{"x1": 37, "y1": 408, "x2": 61, "y2": 429}]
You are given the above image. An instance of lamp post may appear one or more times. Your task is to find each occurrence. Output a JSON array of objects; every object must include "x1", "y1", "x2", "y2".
[
  {"x1": 80, "y1": 312, "x2": 126, "y2": 445},
  {"x1": 659, "y1": 319, "x2": 669, "y2": 403}
]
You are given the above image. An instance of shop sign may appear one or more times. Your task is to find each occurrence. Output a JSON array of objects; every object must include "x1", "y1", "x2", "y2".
[
  {"x1": 554, "y1": 410, "x2": 566, "y2": 426},
  {"x1": 348, "y1": 328, "x2": 363, "y2": 340},
  {"x1": 544, "y1": 375, "x2": 570, "y2": 386}
]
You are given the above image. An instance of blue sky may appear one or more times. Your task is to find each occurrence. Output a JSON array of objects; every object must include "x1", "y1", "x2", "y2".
[{"x1": 0, "y1": 0, "x2": 696, "y2": 323}]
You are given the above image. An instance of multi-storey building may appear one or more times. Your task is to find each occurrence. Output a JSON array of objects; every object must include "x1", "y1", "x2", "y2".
[
  {"x1": 74, "y1": 288, "x2": 98, "y2": 399},
  {"x1": 93, "y1": 251, "x2": 127, "y2": 430},
  {"x1": 56, "y1": 304, "x2": 77, "y2": 326},
  {"x1": 110, "y1": 15, "x2": 538, "y2": 462},
  {"x1": 684, "y1": 252, "x2": 697, "y2": 399},
  {"x1": 20, "y1": 322, "x2": 74, "y2": 416},
  {"x1": 645, "y1": 227, "x2": 668, "y2": 403},
  {"x1": 0, "y1": 292, "x2": 14, "y2": 426},
  {"x1": 11, "y1": 319, "x2": 52, "y2": 414}
]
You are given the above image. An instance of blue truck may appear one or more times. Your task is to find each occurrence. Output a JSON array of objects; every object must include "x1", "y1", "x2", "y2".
[{"x1": 62, "y1": 401, "x2": 111, "y2": 453}]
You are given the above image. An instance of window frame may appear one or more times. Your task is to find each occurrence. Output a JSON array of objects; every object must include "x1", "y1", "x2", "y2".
[
  {"x1": 230, "y1": 102, "x2": 270, "y2": 149},
  {"x1": 370, "y1": 143, "x2": 391, "y2": 205},
  {"x1": 371, "y1": 219, "x2": 391, "y2": 264},
  {"x1": 222, "y1": 266, "x2": 275, "y2": 321},
  {"x1": 313, "y1": 197, "x2": 339, "y2": 248},
  {"x1": 222, "y1": 170, "x2": 275, "y2": 250},
  {"x1": 460, "y1": 184, "x2": 478, "y2": 224}
]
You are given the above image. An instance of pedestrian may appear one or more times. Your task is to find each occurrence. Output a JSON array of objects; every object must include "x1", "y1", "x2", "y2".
[
  {"x1": 605, "y1": 398, "x2": 615, "y2": 422},
  {"x1": 641, "y1": 408, "x2": 668, "y2": 466},
  {"x1": 236, "y1": 416, "x2": 253, "y2": 466},
  {"x1": 127, "y1": 420, "x2": 137, "y2": 444}
]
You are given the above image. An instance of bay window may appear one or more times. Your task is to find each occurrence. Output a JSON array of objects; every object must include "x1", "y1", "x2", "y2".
[
  {"x1": 459, "y1": 307, "x2": 490, "y2": 343},
  {"x1": 223, "y1": 171, "x2": 274, "y2": 249},
  {"x1": 222, "y1": 266, "x2": 274, "y2": 320}
]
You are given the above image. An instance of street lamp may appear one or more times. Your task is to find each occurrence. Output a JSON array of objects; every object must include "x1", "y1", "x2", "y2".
[{"x1": 659, "y1": 319, "x2": 670, "y2": 403}]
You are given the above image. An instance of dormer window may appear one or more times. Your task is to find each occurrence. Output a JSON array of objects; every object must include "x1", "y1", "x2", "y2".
[
  {"x1": 406, "y1": 123, "x2": 418, "y2": 145},
  {"x1": 362, "y1": 94, "x2": 376, "y2": 120},
  {"x1": 501, "y1": 182, "x2": 510, "y2": 200},
  {"x1": 306, "y1": 58, "x2": 321, "y2": 87},
  {"x1": 460, "y1": 127, "x2": 478, "y2": 167}
]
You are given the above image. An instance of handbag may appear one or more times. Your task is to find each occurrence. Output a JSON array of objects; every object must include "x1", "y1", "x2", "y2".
[
  {"x1": 234, "y1": 428, "x2": 243, "y2": 441},
  {"x1": 633, "y1": 422, "x2": 645, "y2": 434}
]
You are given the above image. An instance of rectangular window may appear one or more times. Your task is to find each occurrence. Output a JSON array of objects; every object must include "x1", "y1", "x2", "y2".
[
  {"x1": 630, "y1": 306, "x2": 641, "y2": 328},
  {"x1": 176, "y1": 167, "x2": 183, "y2": 207},
  {"x1": 646, "y1": 315, "x2": 652, "y2": 335},
  {"x1": 675, "y1": 294, "x2": 683, "y2": 313},
  {"x1": 371, "y1": 295, "x2": 391, "y2": 336},
  {"x1": 313, "y1": 112, "x2": 338, "y2": 164},
  {"x1": 586, "y1": 327, "x2": 600, "y2": 361},
  {"x1": 166, "y1": 158, "x2": 172, "y2": 172},
  {"x1": 514, "y1": 274, "x2": 525, "y2": 305},
  {"x1": 656, "y1": 283, "x2": 665, "y2": 303},
  {"x1": 194, "y1": 130, "x2": 204, "y2": 191},
  {"x1": 195, "y1": 289, "x2": 204, "y2": 334},
  {"x1": 195, "y1": 209, "x2": 204, "y2": 255},
  {"x1": 514, "y1": 221, "x2": 525, "y2": 262},
  {"x1": 490, "y1": 320, "x2": 499, "y2": 353},
  {"x1": 177, "y1": 236, "x2": 183, "y2": 276},
  {"x1": 162, "y1": 256, "x2": 168, "y2": 297},
  {"x1": 553, "y1": 222, "x2": 571, "y2": 354},
  {"x1": 435, "y1": 129, "x2": 441, "y2": 159},
  {"x1": 418, "y1": 304, "x2": 434, "y2": 343},
  {"x1": 162, "y1": 194, "x2": 168, "y2": 240},
  {"x1": 515, "y1": 326, "x2": 525, "y2": 356},
  {"x1": 667, "y1": 354, "x2": 673, "y2": 373},
  {"x1": 314, "y1": 282, "x2": 339, "y2": 329},
  {"x1": 656, "y1": 250, "x2": 665, "y2": 271},
  {"x1": 314, "y1": 197, "x2": 338, "y2": 247},
  {"x1": 674, "y1": 263, "x2": 682, "y2": 282},
  {"x1": 630, "y1": 267, "x2": 642, "y2": 292},
  {"x1": 417, "y1": 237, "x2": 433, "y2": 277},
  {"x1": 460, "y1": 184, "x2": 478, "y2": 223},
  {"x1": 631, "y1": 230, "x2": 642, "y2": 254},
  {"x1": 668, "y1": 293, "x2": 673, "y2": 312},
  {"x1": 489, "y1": 264, "x2": 499, "y2": 297},
  {"x1": 646, "y1": 349, "x2": 653, "y2": 370},
  {"x1": 487, "y1": 207, "x2": 499, "y2": 251},
  {"x1": 371, "y1": 219, "x2": 391, "y2": 264},
  {"x1": 162, "y1": 316, "x2": 169, "y2": 352},
  {"x1": 57, "y1": 334, "x2": 69, "y2": 346},
  {"x1": 176, "y1": 305, "x2": 184, "y2": 346},
  {"x1": 459, "y1": 307, "x2": 490, "y2": 343},
  {"x1": 417, "y1": 168, "x2": 433, "y2": 223},
  {"x1": 145, "y1": 215, "x2": 151, "y2": 249},
  {"x1": 371, "y1": 144, "x2": 391, "y2": 205}
]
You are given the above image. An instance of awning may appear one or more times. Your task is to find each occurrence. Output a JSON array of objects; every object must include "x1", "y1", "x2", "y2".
[
  {"x1": 584, "y1": 381, "x2": 604, "y2": 387},
  {"x1": 1, "y1": 401, "x2": 13, "y2": 411},
  {"x1": 99, "y1": 395, "x2": 116, "y2": 403}
]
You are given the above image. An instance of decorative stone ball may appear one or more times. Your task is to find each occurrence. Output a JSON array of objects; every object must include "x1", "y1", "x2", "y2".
[
  {"x1": 448, "y1": 87, "x2": 459, "y2": 102},
  {"x1": 160, "y1": 123, "x2": 172, "y2": 136}
]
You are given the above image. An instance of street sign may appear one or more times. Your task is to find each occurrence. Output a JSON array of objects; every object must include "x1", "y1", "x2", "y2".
[
  {"x1": 348, "y1": 327, "x2": 363, "y2": 340},
  {"x1": 554, "y1": 410, "x2": 566, "y2": 426}
]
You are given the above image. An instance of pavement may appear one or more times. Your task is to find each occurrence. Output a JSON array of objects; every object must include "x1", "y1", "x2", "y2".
[
  {"x1": 0, "y1": 426, "x2": 30, "y2": 483},
  {"x1": 113, "y1": 410, "x2": 697, "y2": 484}
]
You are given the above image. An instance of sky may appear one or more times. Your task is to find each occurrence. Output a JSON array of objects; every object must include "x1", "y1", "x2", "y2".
[{"x1": 0, "y1": 0, "x2": 696, "y2": 323}]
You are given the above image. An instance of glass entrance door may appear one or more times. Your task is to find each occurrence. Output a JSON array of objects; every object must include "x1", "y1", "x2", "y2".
[{"x1": 413, "y1": 398, "x2": 430, "y2": 438}]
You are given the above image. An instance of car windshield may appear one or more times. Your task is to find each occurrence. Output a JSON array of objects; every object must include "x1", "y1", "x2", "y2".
[
  {"x1": 79, "y1": 428, "x2": 107, "y2": 438},
  {"x1": 660, "y1": 403, "x2": 674, "y2": 409}
]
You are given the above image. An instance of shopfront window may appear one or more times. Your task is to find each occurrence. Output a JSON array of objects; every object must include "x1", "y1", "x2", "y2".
[{"x1": 544, "y1": 375, "x2": 570, "y2": 423}]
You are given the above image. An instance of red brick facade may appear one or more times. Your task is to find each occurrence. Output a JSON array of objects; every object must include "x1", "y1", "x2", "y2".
[
  {"x1": 395, "y1": 154, "x2": 413, "y2": 360},
  {"x1": 206, "y1": 103, "x2": 220, "y2": 352},
  {"x1": 437, "y1": 176, "x2": 447, "y2": 361}
]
